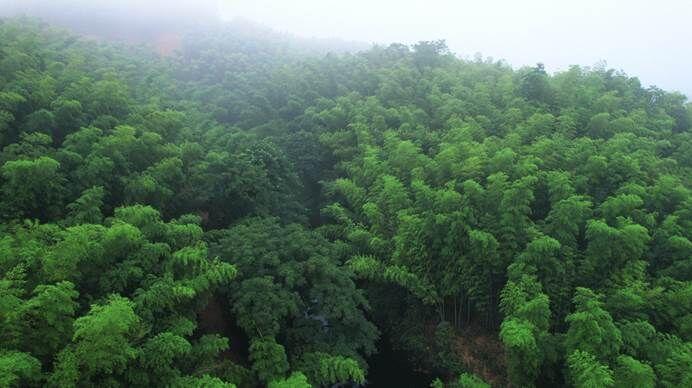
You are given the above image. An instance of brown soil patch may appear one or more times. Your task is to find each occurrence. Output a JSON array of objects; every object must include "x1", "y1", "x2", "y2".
[
  {"x1": 452, "y1": 327, "x2": 507, "y2": 387},
  {"x1": 196, "y1": 295, "x2": 249, "y2": 365}
]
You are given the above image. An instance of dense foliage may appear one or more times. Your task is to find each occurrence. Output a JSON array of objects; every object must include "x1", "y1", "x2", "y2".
[{"x1": 0, "y1": 17, "x2": 690, "y2": 387}]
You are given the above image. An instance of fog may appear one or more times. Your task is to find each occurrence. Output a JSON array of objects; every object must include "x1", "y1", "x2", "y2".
[
  {"x1": 2, "y1": 0, "x2": 690, "y2": 97},
  {"x1": 218, "y1": 0, "x2": 691, "y2": 98}
]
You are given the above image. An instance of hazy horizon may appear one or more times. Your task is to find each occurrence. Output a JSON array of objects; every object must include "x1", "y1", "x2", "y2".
[{"x1": 2, "y1": 0, "x2": 690, "y2": 98}]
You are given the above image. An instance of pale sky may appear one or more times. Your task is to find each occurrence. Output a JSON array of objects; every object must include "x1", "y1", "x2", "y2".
[
  {"x1": 2, "y1": 0, "x2": 691, "y2": 97},
  {"x1": 219, "y1": 0, "x2": 692, "y2": 98}
]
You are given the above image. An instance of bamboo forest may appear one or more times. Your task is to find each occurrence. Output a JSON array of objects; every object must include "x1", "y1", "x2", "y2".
[{"x1": 0, "y1": 9, "x2": 690, "y2": 388}]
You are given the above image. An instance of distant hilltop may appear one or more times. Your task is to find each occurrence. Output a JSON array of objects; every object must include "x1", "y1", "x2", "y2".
[
  {"x1": 0, "y1": 0, "x2": 220, "y2": 25},
  {"x1": 0, "y1": 1, "x2": 369, "y2": 57},
  {"x1": 0, "y1": 0, "x2": 221, "y2": 55}
]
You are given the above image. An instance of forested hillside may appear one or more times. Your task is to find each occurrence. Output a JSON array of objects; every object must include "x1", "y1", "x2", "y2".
[{"x1": 0, "y1": 17, "x2": 690, "y2": 387}]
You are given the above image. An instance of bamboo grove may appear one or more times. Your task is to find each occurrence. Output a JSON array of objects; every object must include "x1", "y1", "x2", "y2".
[{"x1": 0, "y1": 18, "x2": 690, "y2": 387}]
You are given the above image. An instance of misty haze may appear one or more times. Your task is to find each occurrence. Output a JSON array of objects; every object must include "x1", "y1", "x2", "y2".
[
  {"x1": 0, "y1": 1, "x2": 690, "y2": 387},
  {"x1": 3, "y1": 0, "x2": 691, "y2": 97}
]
